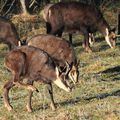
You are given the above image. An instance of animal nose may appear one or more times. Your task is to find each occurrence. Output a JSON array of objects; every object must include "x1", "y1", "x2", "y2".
[{"x1": 67, "y1": 87, "x2": 72, "y2": 92}]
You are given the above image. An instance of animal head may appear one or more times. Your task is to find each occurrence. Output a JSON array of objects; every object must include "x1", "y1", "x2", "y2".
[
  {"x1": 53, "y1": 65, "x2": 72, "y2": 92},
  {"x1": 42, "y1": 4, "x2": 54, "y2": 22},
  {"x1": 68, "y1": 60, "x2": 79, "y2": 84},
  {"x1": 108, "y1": 28, "x2": 116, "y2": 48}
]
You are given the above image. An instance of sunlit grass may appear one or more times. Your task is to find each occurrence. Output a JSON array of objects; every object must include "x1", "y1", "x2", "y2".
[{"x1": 0, "y1": 28, "x2": 120, "y2": 120}]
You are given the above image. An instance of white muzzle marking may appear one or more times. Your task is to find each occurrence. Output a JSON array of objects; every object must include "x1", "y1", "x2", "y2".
[{"x1": 53, "y1": 79, "x2": 70, "y2": 92}]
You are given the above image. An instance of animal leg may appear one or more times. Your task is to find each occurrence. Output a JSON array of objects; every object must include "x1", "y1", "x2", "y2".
[
  {"x1": 26, "y1": 90, "x2": 33, "y2": 112},
  {"x1": 69, "y1": 33, "x2": 73, "y2": 44},
  {"x1": 3, "y1": 80, "x2": 15, "y2": 111},
  {"x1": 14, "y1": 82, "x2": 38, "y2": 92},
  {"x1": 101, "y1": 27, "x2": 113, "y2": 48},
  {"x1": 89, "y1": 33, "x2": 95, "y2": 45},
  {"x1": 83, "y1": 32, "x2": 92, "y2": 53},
  {"x1": 46, "y1": 22, "x2": 51, "y2": 34},
  {"x1": 57, "y1": 30, "x2": 63, "y2": 37},
  {"x1": 13, "y1": 73, "x2": 38, "y2": 92},
  {"x1": 50, "y1": 24, "x2": 64, "y2": 37},
  {"x1": 26, "y1": 80, "x2": 34, "y2": 112},
  {"x1": 47, "y1": 83, "x2": 56, "y2": 110}
]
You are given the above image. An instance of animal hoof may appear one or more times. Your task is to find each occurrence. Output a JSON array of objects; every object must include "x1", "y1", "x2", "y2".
[
  {"x1": 5, "y1": 105, "x2": 13, "y2": 111},
  {"x1": 50, "y1": 103, "x2": 56, "y2": 111},
  {"x1": 85, "y1": 47, "x2": 92, "y2": 53},
  {"x1": 28, "y1": 85, "x2": 38, "y2": 92},
  {"x1": 26, "y1": 105, "x2": 32, "y2": 112},
  {"x1": 36, "y1": 89, "x2": 39, "y2": 92}
]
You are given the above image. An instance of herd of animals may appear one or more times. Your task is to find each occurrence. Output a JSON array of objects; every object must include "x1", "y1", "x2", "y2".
[{"x1": 0, "y1": 2, "x2": 117, "y2": 112}]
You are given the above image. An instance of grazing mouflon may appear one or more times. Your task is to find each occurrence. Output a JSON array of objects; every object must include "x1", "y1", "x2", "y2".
[
  {"x1": 3, "y1": 46, "x2": 71, "y2": 112},
  {"x1": 44, "y1": 2, "x2": 116, "y2": 52},
  {"x1": 27, "y1": 34, "x2": 79, "y2": 84}
]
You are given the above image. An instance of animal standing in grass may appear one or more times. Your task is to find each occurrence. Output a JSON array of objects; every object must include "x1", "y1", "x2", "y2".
[
  {"x1": 44, "y1": 2, "x2": 116, "y2": 52},
  {"x1": 3, "y1": 46, "x2": 71, "y2": 112},
  {"x1": 42, "y1": 3, "x2": 95, "y2": 45},
  {"x1": 27, "y1": 34, "x2": 79, "y2": 84}
]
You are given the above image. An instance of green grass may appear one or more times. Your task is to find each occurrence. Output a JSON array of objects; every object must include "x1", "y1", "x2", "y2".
[{"x1": 0, "y1": 33, "x2": 120, "y2": 120}]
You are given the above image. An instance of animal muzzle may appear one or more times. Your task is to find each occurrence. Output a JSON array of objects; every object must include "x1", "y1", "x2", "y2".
[
  {"x1": 110, "y1": 38, "x2": 116, "y2": 48},
  {"x1": 53, "y1": 78, "x2": 71, "y2": 92}
]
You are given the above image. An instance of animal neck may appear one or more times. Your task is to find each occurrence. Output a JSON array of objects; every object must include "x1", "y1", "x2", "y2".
[
  {"x1": 98, "y1": 23, "x2": 113, "y2": 48},
  {"x1": 42, "y1": 68, "x2": 57, "y2": 82},
  {"x1": 97, "y1": 18, "x2": 110, "y2": 36}
]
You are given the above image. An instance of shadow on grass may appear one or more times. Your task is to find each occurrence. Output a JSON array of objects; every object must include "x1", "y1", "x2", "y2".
[
  {"x1": 58, "y1": 89, "x2": 120, "y2": 107},
  {"x1": 1, "y1": 89, "x2": 119, "y2": 112},
  {"x1": 34, "y1": 97, "x2": 82, "y2": 112},
  {"x1": 73, "y1": 41, "x2": 83, "y2": 47},
  {"x1": 84, "y1": 89, "x2": 120, "y2": 101},
  {"x1": 99, "y1": 66, "x2": 120, "y2": 81},
  {"x1": 34, "y1": 104, "x2": 49, "y2": 111},
  {"x1": 72, "y1": 36, "x2": 104, "y2": 48},
  {"x1": 9, "y1": 88, "x2": 119, "y2": 112},
  {"x1": 95, "y1": 37, "x2": 104, "y2": 43},
  {"x1": 101, "y1": 66, "x2": 120, "y2": 73},
  {"x1": 72, "y1": 36, "x2": 110, "y2": 51},
  {"x1": 98, "y1": 44, "x2": 110, "y2": 52}
]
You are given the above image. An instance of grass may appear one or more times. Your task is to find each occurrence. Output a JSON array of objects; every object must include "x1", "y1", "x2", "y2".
[{"x1": 0, "y1": 32, "x2": 120, "y2": 120}]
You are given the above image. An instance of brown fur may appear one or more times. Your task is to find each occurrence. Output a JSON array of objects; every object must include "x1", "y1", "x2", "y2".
[
  {"x1": 45, "y1": 2, "x2": 116, "y2": 52},
  {"x1": 3, "y1": 46, "x2": 71, "y2": 112},
  {"x1": 42, "y1": 3, "x2": 95, "y2": 44},
  {"x1": 27, "y1": 34, "x2": 79, "y2": 83},
  {"x1": 0, "y1": 16, "x2": 20, "y2": 50}
]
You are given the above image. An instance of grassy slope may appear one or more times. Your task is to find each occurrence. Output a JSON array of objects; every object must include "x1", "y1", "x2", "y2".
[
  {"x1": 0, "y1": 2, "x2": 120, "y2": 118},
  {"x1": 0, "y1": 33, "x2": 120, "y2": 120}
]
